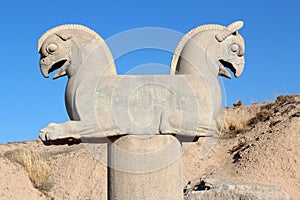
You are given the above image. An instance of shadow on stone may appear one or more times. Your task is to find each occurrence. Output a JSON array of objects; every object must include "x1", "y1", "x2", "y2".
[{"x1": 42, "y1": 138, "x2": 82, "y2": 146}]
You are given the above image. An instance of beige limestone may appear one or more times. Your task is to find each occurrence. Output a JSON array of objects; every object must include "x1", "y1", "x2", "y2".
[
  {"x1": 36, "y1": 21, "x2": 246, "y2": 200},
  {"x1": 37, "y1": 21, "x2": 245, "y2": 142},
  {"x1": 108, "y1": 135, "x2": 183, "y2": 200}
]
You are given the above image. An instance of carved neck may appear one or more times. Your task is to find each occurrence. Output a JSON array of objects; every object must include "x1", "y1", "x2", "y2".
[
  {"x1": 175, "y1": 32, "x2": 219, "y2": 77},
  {"x1": 67, "y1": 39, "x2": 115, "y2": 79}
]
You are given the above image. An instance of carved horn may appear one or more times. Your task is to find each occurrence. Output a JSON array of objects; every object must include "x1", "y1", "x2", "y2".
[{"x1": 215, "y1": 21, "x2": 244, "y2": 42}]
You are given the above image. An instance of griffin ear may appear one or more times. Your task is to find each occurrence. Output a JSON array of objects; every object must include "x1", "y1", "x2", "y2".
[
  {"x1": 55, "y1": 32, "x2": 73, "y2": 41},
  {"x1": 216, "y1": 21, "x2": 244, "y2": 42}
]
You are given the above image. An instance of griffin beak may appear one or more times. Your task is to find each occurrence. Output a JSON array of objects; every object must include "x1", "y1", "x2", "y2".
[
  {"x1": 53, "y1": 67, "x2": 67, "y2": 79},
  {"x1": 218, "y1": 59, "x2": 244, "y2": 79},
  {"x1": 40, "y1": 65, "x2": 50, "y2": 78},
  {"x1": 234, "y1": 63, "x2": 244, "y2": 78},
  {"x1": 218, "y1": 64, "x2": 231, "y2": 79},
  {"x1": 40, "y1": 59, "x2": 69, "y2": 79}
]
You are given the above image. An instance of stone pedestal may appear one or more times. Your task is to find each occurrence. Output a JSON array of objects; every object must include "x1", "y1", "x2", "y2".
[{"x1": 108, "y1": 135, "x2": 183, "y2": 200}]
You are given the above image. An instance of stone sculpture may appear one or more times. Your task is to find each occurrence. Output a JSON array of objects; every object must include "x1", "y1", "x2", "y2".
[
  {"x1": 37, "y1": 21, "x2": 245, "y2": 143},
  {"x1": 170, "y1": 21, "x2": 244, "y2": 77}
]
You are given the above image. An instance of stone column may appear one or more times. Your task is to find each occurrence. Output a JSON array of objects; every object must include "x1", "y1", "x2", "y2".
[{"x1": 108, "y1": 135, "x2": 183, "y2": 200}]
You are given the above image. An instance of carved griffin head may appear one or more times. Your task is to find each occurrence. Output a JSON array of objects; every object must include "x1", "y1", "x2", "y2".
[
  {"x1": 37, "y1": 25, "x2": 116, "y2": 79},
  {"x1": 170, "y1": 21, "x2": 245, "y2": 79},
  {"x1": 38, "y1": 31, "x2": 72, "y2": 79},
  {"x1": 214, "y1": 21, "x2": 245, "y2": 79}
]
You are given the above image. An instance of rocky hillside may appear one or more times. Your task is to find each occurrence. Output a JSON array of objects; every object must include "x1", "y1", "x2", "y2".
[{"x1": 0, "y1": 95, "x2": 299, "y2": 199}]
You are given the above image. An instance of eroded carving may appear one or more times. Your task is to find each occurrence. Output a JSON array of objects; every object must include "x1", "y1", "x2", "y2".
[{"x1": 37, "y1": 22, "x2": 245, "y2": 143}]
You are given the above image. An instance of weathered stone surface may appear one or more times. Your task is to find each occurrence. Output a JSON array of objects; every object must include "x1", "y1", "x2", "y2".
[
  {"x1": 170, "y1": 21, "x2": 245, "y2": 78},
  {"x1": 37, "y1": 21, "x2": 246, "y2": 200},
  {"x1": 37, "y1": 21, "x2": 245, "y2": 142},
  {"x1": 185, "y1": 178, "x2": 290, "y2": 200},
  {"x1": 108, "y1": 135, "x2": 183, "y2": 200}
]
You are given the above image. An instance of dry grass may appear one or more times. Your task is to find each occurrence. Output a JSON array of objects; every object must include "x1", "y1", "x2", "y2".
[
  {"x1": 216, "y1": 110, "x2": 251, "y2": 138},
  {"x1": 217, "y1": 96, "x2": 292, "y2": 138},
  {"x1": 4, "y1": 149, "x2": 53, "y2": 193}
]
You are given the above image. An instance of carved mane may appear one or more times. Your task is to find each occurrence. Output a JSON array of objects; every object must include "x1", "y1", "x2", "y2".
[
  {"x1": 37, "y1": 24, "x2": 116, "y2": 74},
  {"x1": 170, "y1": 24, "x2": 242, "y2": 75}
]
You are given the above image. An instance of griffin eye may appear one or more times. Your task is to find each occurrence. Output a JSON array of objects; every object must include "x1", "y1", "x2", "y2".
[
  {"x1": 230, "y1": 44, "x2": 239, "y2": 52},
  {"x1": 46, "y1": 43, "x2": 58, "y2": 54}
]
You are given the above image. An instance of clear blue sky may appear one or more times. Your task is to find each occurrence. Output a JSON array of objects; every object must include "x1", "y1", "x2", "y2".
[{"x1": 0, "y1": 0, "x2": 299, "y2": 143}]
